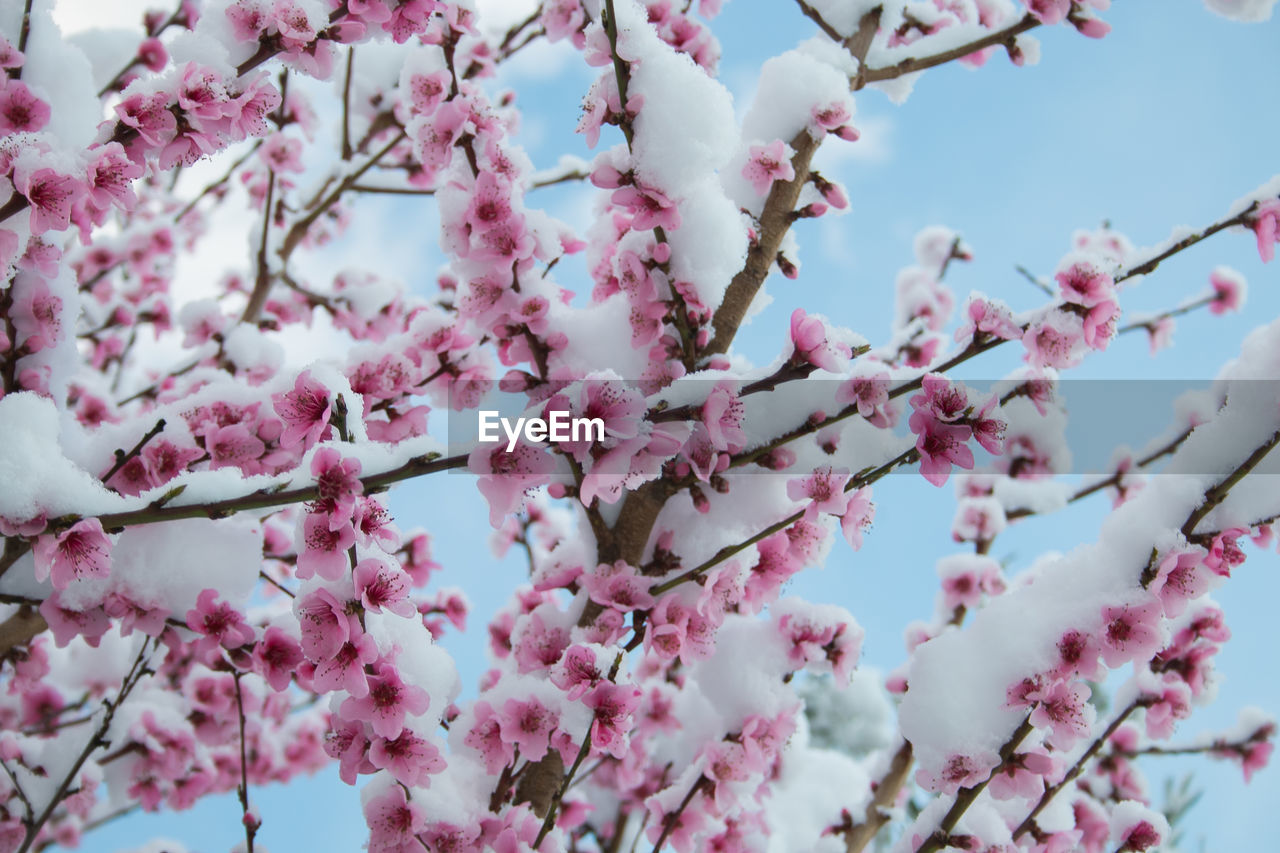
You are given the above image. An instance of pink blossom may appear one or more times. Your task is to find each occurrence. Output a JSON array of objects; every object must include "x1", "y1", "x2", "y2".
[
  {"x1": 1053, "y1": 629, "x2": 1104, "y2": 681},
  {"x1": 1117, "y1": 820, "x2": 1163, "y2": 852},
  {"x1": 498, "y1": 696, "x2": 559, "y2": 762},
  {"x1": 252, "y1": 627, "x2": 304, "y2": 691},
  {"x1": 311, "y1": 447, "x2": 363, "y2": 528},
  {"x1": 1151, "y1": 546, "x2": 1211, "y2": 617},
  {"x1": 369, "y1": 729, "x2": 446, "y2": 787},
  {"x1": 468, "y1": 442, "x2": 558, "y2": 526},
  {"x1": 611, "y1": 184, "x2": 681, "y2": 231},
  {"x1": 988, "y1": 749, "x2": 1059, "y2": 800},
  {"x1": 1251, "y1": 200, "x2": 1279, "y2": 263},
  {"x1": 297, "y1": 512, "x2": 356, "y2": 580},
  {"x1": 840, "y1": 487, "x2": 875, "y2": 550},
  {"x1": 581, "y1": 560, "x2": 655, "y2": 612},
  {"x1": 464, "y1": 701, "x2": 515, "y2": 774},
  {"x1": 185, "y1": 589, "x2": 255, "y2": 657},
  {"x1": 1029, "y1": 680, "x2": 1094, "y2": 750},
  {"x1": 1025, "y1": 0, "x2": 1071, "y2": 24},
  {"x1": 343, "y1": 662, "x2": 431, "y2": 739},
  {"x1": 13, "y1": 163, "x2": 84, "y2": 235},
  {"x1": 1055, "y1": 260, "x2": 1114, "y2": 308},
  {"x1": 1208, "y1": 267, "x2": 1247, "y2": 314},
  {"x1": 585, "y1": 682, "x2": 641, "y2": 759},
  {"x1": 1022, "y1": 312, "x2": 1084, "y2": 370},
  {"x1": 354, "y1": 557, "x2": 415, "y2": 618},
  {"x1": 296, "y1": 586, "x2": 355, "y2": 662},
  {"x1": 39, "y1": 593, "x2": 110, "y2": 648},
  {"x1": 549, "y1": 645, "x2": 603, "y2": 700},
  {"x1": 916, "y1": 751, "x2": 1000, "y2": 795},
  {"x1": 364, "y1": 784, "x2": 428, "y2": 853},
  {"x1": 837, "y1": 372, "x2": 891, "y2": 421},
  {"x1": 789, "y1": 308, "x2": 851, "y2": 372},
  {"x1": 1100, "y1": 598, "x2": 1164, "y2": 668},
  {"x1": 742, "y1": 140, "x2": 794, "y2": 196},
  {"x1": 313, "y1": 634, "x2": 379, "y2": 697},
  {"x1": 273, "y1": 370, "x2": 332, "y2": 449},
  {"x1": 1204, "y1": 528, "x2": 1247, "y2": 577},
  {"x1": 911, "y1": 412, "x2": 974, "y2": 487},
  {"x1": 0, "y1": 80, "x2": 50, "y2": 134},
  {"x1": 701, "y1": 383, "x2": 747, "y2": 452},
  {"x1": 204, "y1": 422, "x2": 267, "y2": 471},
  {"x1": 786, "y1": 466, "x2": 852, "y2": 520},
  {"x1": 32, "y1": 519, "x2": 111, "y2": 590}
]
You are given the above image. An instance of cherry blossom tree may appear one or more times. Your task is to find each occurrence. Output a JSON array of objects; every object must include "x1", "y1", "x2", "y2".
[{"x1": 0, "y1": 1, "x2": 1277, "y2": 852}]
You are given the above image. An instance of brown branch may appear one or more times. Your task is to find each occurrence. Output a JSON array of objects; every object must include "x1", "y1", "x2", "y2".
[
  {"x1": 233, "y1": 672, "x2": 258, "y2": 852},
  {"x1": 277, "y1": 128, "x2": 407, "y2": 262},
  {"x1": 1116, "y1": 204, "x2": 1260, "y2": 284},
  {"x1": 101, "y1": 419, "x2": 167, "y2": 485},
  {"x1": 844, "y1": 740, "x2": 913, "y2": 853},
  {"x1": 15, "y1": 639, "x2": 153, "y2": 853},
  {"x1": 915, "y1": 717, "x2": 1034, "y2": 853},
  {"x1": 1011, "y1": 702, "x2": 1141, "y2": 841},
  {"x1": 856, "y1": 14, "x2": 1041, "y2": 90},
  {"x1": 240, "y1": 172, "x2": 278, "y2": 324}
]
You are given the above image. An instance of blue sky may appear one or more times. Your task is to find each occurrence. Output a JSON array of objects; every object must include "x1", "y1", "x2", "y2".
[{"x1": 75, "y1": 2, "x2": 1280, "y2": 851}]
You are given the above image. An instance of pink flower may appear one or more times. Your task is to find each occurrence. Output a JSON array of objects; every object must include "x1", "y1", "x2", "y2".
[
  {"x1": 252, "y1": 626, "x2": 304, "y2": 691},
  {"x1": 364, "y1": 784, "x2": 427, "y2": 853},
  {"x1": 1146, "y1": 316, "x2": 1174, "y2": 354},
  {"x1": 786, "y1": 466, "x2": 852, "y2": 520},
  {"x1": 84, "y1": 143, "x2": 143, "y2": 214},
  {"x1": 742, "y1": 140, "x2": 794, "y2": 196},
  {"x1": 1029, "y1": 680, "x2": 1094, "y2": 750},
  {"x1": 313, "y1": 634, "x2": 379, "y2": 697},
  {"x1": 1151, "y1": 546, "x2": 1211, "y2": 617},
  {"x1": 989, "y1": 749, "x2": 1059, "y2": 800},
  {"x1": 354, "y1": 557, "x2": 415, "y2": 618},
  {"x1": 9, "y1": 276, "x2": 63, "y2": 354},
  {"x1": 911, "y1": 412, "x2": 974, "y2": 487},
  {"x1": 468, "y1": 442, "x2": 557, "y2": 527},
  {"x1": 13, "y1": 163, "x2": 85, "y2": 235},
  {"x1": 1022, "y1": 312, "x2": 1084, "y2": 370},
  {"x1": 498, "y1": 697, "x2": 559, "y2": 762},
  {"x1": 1025, "y1": 0, "x2": 1071, "y2": 24},
  {"x1": 701, "y1": 383, "x2": 747, "y2": 452},
  {"x1": 1208, "y1": 266, "x2": 1246, "y2": 314},
  {"x1": 343, "y1": 661, "x2": 431, "y2": 739},
  {"x1": 1250, "y1": 200, "x2": 1279, "y2": 263},
  {"x1": 296, "y1": 586, "x2": 355, "y2": 662},
  {"x1": 611, "y1": 184, "x2": 681, "y2": 231},
  {"x1": 840, "y1": 487, "x2": 874, "y2": 550},
  {"x1": 1053, "y1": 629, "x2": 1103, "y2": 681},
  {"x1": 0, "y1": 80, "x2": 50, "y2": 133},
  {"x1": 274, "y1": 370, "x2": 332, "y2": 449},
  {"x1": 369, "y1": 730, "x2": 445, "y2": 787},
  {"x1": 32, "y1": 519, "x2": 111, "y2": 590},
  {"x1": 1204, "y1": 528, "x2": 1247, "y2": 577},
  {"x1": 297, "y1": 512, "x2": 356, "y2": 581},
  {"x1": 1100, "y1": 598, "x2": 1163, "y2": 668},
  {"x1": 549, "y1": 645, "x2": 603, "y2": 701},
  {"x1": 1055, "y1": 260, "x2": 1114, "y2": 308},
  {"x1": 916, "y1": 751, "x2": 1000, "y2": 795},
  {"x1": 837, "y1": 372, "x2": 891, "y2": 422},
  {"x1": 581, "y1": 560, "x2": 655, "y2": 613},
  {"x1": 464, "y1": 701, "x2": 515, "y2": 774},
  {"x1": 585, "y1": 682, "x2": 641, "y2": 759},
  {"x1": 1117, "y1": 820, "x2": 1163, "y2": 852},
  {"x1": 185, "y1": 589, "x2": 255, "y2": 657},
  {"x1": 789, "y1": 308, "x2": 851, "y2": 372},
  {"x1": 204, "y1": 422, "x2": 266, "y2": 471},
  {"x1": 311, "y1": 447, "x2": 363, "y2": 529},
  {"x1": 39, "y1": 593, "x2": 110, "y2": 648}
]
